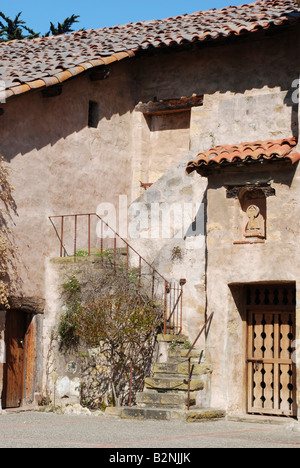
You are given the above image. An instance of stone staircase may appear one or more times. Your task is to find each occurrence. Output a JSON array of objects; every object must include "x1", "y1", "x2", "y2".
[{"x1": 119, "y1": 334, "x2": 225, "y2": 422}]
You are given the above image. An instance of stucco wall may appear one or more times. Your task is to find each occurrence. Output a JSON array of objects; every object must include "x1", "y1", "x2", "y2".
[
  {"x1": 0, "y1": 60, "x2": 196, "y2": 300},
  {"x1": 0, "y1": 61, "x2": 136, "y2": 298},
  {"x1": 203, "y1": 162, "x2": 300, "y2": 414},
  {"x1": 127, "y1": 26, "x2": 298, "y2": 342},
  {"x1": 128, "y1": 86, "x2": 297, "y2": 339}
]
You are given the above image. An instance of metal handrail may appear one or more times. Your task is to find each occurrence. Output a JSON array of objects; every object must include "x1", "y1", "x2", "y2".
[
  {"x1": 186, "y1": 312, "x2": 214, "y2": 410},
  {"x1": 49, "y1": 212, "x2": 186, "y2": 335},
  {"x1": 50, "y1": 212, "x2": 169, "y2": 286}
]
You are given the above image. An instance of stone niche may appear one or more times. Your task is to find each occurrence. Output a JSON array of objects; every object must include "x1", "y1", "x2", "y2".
[{"x1": 227, "y1": 185, "x2": 275, "y2": 244}]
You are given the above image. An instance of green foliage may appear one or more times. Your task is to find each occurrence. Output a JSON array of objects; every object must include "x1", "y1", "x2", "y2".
[
  {"x1": 45, "y1": 15, "x2": 80, "y2": 36},
  {"x1": 62, "y1": 275, "x2": 81, "y2": 294},
  {"x1": 73, "y1": 248, "x2": 112, "y2": 258},
  {"x1": 57, "y1": 303, "x2": 81, "y2": 352},
  {"x1": 75, "y1": 249, "x2": 89, "y2": 257},
  {"x1": 0, "y1": 11, "x2": 80, "y2": 41},
  {"x1": 184, "y1": 340, "x2": 192, "y2": 349},
  {"x1": 0, "y1": 12, "x2": 39, "y2": 41},
  {"x1": 58, "y1": 275, "x2": 81, "y2": 351}
]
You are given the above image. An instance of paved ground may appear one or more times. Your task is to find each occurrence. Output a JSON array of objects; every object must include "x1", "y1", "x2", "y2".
[{"x1": 0, "y1": 411, "x2": 300, "y2": 449}]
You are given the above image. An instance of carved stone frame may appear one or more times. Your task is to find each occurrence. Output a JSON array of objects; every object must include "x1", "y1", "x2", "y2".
[{"x1": 226, "y1": 184, "x2": 275, "y2": 244}]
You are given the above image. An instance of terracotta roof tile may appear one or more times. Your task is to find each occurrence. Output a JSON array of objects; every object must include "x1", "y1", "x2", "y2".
[
  {"x1": 186, "y1": 137, "x2": 300, "y2": 174},
  {"x1": 0, "y1": 0, "x2": 299, "y2": 100}
]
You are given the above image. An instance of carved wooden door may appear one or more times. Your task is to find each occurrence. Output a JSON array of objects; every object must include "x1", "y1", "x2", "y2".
[{"x1": 246, "y1": 286, "x2": 297, "y2": 417}]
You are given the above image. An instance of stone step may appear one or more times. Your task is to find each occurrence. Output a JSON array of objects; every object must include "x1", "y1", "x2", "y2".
[
  {"x1": 136, "y1": 391, "x2": 197, "y2": 409},
  {"x1": 153, "y1": 362, "x2": 212, "y2": 376},
  {"x1": 168, "y1": 348, "x2": 204, "y2": 359},
  {"x1": 157, "y1": 334, "x2": 187, "y2": 343},
  {"x1": 167, "y1": 358, "x2": 203, "y2": 366},
  {"x1": 145, "y1": 376, "x2": 204, "y2": 392},
  {"x1": 119, "y1": 406, "x2": 226, "y2": 422}
]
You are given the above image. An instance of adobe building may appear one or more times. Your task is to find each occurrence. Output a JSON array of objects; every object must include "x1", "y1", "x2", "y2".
[{"x1": 0, "y1": 0, "x2": 300, "y2": 419}]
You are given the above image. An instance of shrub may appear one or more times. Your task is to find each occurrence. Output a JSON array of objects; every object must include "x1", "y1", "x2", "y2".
[
  {"x1": 0, "y1": 155, "x2": 16, "y2": 308},
  {"x1": 57, "y1": 262, "x2": 163, "y2": 407}
]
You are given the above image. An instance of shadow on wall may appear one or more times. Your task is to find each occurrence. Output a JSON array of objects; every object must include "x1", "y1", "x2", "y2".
[
  {"x1": 135, "y1": 29, "x2": 299, "y2": 141},
  {"x1": 0, "y1": 27, "x2": 299, "y2": 162},
  {"x1": 144, "y1": 112, "x2": 191, "y2": 132},
  {"x1": 183, "y1": 196, "x2": 206, "y2": 246},
  {"x1": 0, "y1": 64, "x2": 136, "y2": 162},
  {"x1": 284, "y1": 91, "x2": 299, "y2": 139}
]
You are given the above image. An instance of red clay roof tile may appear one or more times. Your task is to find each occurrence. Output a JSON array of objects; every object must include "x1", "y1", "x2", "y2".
[
  {"x1": 0, "y1": 0, "x2": 299, "y2": 100},
  {"x1": 186, "y1": 137, "x2": 300, "y2": 174}
]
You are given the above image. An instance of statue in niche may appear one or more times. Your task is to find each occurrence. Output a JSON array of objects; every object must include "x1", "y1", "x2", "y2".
[{"x1": 244, "y1": 204, "x2": 264, "y2": 238}]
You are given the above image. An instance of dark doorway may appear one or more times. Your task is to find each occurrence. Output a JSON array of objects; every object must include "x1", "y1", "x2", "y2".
[{"x1": 2, "y1": 310, "x2": 32, "y2": 409}]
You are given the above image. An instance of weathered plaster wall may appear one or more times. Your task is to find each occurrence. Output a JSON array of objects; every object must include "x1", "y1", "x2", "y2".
[
  {"x1": 131, "y1": 26, "x2": 298, "y2": 198},
  {"x1": 0, "y1": 61, "x2": 137, "y2": 299},
  {"x1": 129, "y1": 89, "x2": 296, "y2": 346},
  {"x1": 204, "y1": 162, "x2": 300, "y2": 415},
  {"x1": 128, "y1": 151, "x2": 207, "y2": 344},
  {"x1": 127, "y1": 28, "x2": 299, "y2": 413},
  {"x1": 128, "y1": 27, "x2": 298, "y2": 334},
  {"x1": 131, "y1": 110, "x2": 191, "y2": 200}
]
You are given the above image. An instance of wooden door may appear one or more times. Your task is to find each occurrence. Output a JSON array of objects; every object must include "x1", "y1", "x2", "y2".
[
  {"x1": 3, "y1": 310, "x2": 27, "y2": 408},
  {"x1": 247, "y1": 308, "x2": 297, "y2": 417}
]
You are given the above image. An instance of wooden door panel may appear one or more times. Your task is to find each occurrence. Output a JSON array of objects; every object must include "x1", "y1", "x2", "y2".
[
  {"x1": 247, "y1": 310, "x2": 296, "y2": 417},
  {"x1": 3, "y1": 311, "x2": 27, "y2": 408}
]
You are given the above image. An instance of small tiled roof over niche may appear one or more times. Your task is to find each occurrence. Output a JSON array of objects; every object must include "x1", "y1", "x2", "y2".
[
  {"x1": 186, "y1": 137, "x2": 300, "y2": 174},
  {"x1": 0, "y1": 0, "x2": 299, "y2": 101}
]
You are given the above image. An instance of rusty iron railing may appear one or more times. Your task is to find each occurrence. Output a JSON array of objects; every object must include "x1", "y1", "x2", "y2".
[
  {"x1": 49, "y1": 213, "x2": 186, "y2": 336},
  {"x1": 185, "y1": 312, "x2": 214, "y2": 410}
]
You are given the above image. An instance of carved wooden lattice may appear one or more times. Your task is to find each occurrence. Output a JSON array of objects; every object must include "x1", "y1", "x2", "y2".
[{"x1": 246, "y1": 285, "x2": 297, "y2": 417}]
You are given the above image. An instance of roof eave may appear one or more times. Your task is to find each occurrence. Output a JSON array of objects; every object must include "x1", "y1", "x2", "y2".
[
  {"x1": 186, "y1": 154, "x2": 300, "y2": 177},
  {"x1": 1, "y1": 50, "x2": 135, "y2": 103}
]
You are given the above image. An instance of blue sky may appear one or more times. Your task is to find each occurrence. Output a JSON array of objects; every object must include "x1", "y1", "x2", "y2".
[{"x1": 1, "y1": 0, "x2": 247, "y2": 34}]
